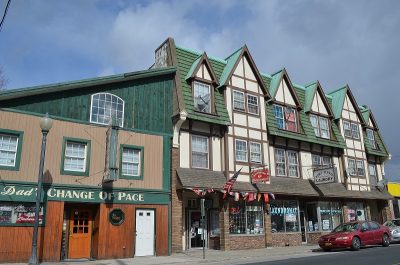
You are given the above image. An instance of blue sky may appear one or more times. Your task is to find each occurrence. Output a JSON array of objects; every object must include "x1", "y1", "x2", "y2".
[{"x1": 1, "y1": 0, "x2": 399, "y2": 181}]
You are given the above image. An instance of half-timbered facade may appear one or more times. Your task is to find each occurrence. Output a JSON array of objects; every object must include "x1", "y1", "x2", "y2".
[{"x1": 154, "y1": 37, "x2": 392, "y2": 251}]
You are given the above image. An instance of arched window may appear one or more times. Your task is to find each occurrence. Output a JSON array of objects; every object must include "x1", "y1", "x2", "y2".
[{"x1": 90, "y1": 93, "x2": 124, "y2": 127}]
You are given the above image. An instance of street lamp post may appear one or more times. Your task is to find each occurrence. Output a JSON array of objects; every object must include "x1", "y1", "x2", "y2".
[{"x1": 28, "y1": 113, "x2": 53, "y2": 265}]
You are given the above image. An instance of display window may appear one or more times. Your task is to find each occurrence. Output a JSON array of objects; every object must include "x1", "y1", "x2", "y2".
[
  {"x1": 306, "y1": 202, "x2": 342, "y2": 232},
  {"x1": 0, "y1": 202, "x2": 44, "y2": 226},
  {"x1": 346, "y1": 202, "x2": 367, "y2": 221},
  {"x1": 229, "y1": 200, "x2": 264, "y2": 235},
  {"x1": 270, "y1": 200, "x2": 299, "y2": 233}
]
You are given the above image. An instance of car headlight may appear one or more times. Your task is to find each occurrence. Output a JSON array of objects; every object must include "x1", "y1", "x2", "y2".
[
  {"x1": 393, "y1": 229, "x2": 400, "y2": 234},
  {"x1": 336, "y1": 236, "x2": 349, "y2": 240}
]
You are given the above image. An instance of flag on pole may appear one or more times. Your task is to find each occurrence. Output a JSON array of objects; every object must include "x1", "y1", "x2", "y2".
[
  {"x1": 222, "y1": 168, "x2": 242, "y2": 199},
  {"x1": 263, "y1": 193, "x2": 269, "y2": 203}
]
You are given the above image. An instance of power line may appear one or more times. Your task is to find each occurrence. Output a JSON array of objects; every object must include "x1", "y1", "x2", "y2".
[{"x1": 0, "y1": 0, "x2": 11, "y2": 32}]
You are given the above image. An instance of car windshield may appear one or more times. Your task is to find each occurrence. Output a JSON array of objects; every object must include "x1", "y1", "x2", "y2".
[
  {"x1": 393, "y1": 220, "x2": 400, "y2": 226},
  {"x1": 332, "y1": 223, "x2": 360, "y2": 232}
]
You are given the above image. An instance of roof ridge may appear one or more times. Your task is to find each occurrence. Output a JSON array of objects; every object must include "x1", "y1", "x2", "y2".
[
  {"x1": 327, "y1": 85, "x2": 348, "y2": 95},
  {"x1": 176, "y1": 45, "x2": 227, "y2": 64},
  {"x1": 224, "y1": 45, "x2": 245, "y2": 61}
]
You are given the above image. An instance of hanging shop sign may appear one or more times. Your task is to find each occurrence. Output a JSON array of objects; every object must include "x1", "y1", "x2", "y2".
[
  {"x1": 251, "y1": 167, "x2": 269, "y2": 183},
  {"x1": 109, "y1": 209, "x2": 125, "y2": 226},
  {"x1": 313, "y1": 167, "x2": 336, "y2": 184},
  {"x1": 0, "y1": 183, "x2": 169, "y2": 204}
]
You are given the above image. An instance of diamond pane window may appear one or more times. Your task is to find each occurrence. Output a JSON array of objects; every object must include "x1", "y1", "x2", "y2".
[{"x1": 194, "y1": 82, "x2": 211, "y2": 113}]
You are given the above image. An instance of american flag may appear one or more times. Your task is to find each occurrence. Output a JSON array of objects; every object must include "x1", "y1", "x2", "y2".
[{"x1": 222, "y1": 168, "x2": 242, "y2": 199}]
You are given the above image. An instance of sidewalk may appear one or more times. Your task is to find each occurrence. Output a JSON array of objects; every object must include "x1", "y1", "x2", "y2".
[{"x1": 3, "y1": 245, "x2": 323, "y2": 265}]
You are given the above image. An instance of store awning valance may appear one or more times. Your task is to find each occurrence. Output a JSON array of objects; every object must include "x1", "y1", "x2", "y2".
[
  {"x1": 314, "y1": 182, "x2": 393, "y2": 200},
  {"x1": 176, "y1": 168, "x2": 256, "y2": 192},
  {"x1": 256, "y1": 177, "x2": 320, "y2": 197}
]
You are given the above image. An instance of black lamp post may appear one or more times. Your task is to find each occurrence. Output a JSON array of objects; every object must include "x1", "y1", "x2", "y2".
[{"x1": 28, "y1": 113, "x2": 53, "y2": 265}]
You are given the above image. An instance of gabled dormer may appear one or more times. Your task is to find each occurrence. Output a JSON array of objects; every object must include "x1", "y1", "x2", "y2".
[
  {"x1": 185, "y1": 53, "x2": 220, "y2": 114},
  {"x1": 360, "y1": 106, "x2": 389, "y2": 158},
  {"x1": 304, "y1": 81, "x2": 334, "y2": 140},
  {"x1": 269, "y1": 69, "x2": 302, "y2": 133},
  {"x1": 218, "y1": 45, "x2": 270, "y2": 99}
]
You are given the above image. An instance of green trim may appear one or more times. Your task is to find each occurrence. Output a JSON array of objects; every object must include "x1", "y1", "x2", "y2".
[
  {"x1": 119, "y1": 144, "x2": 144, "y2": 180},
  {"x1": 162, "y1": 136, "x2": 171, "y2": 191},
  {"x1": 1, "y1": 108, "x2": 173, "y2": 137},
  {"x1": 0, "y1": 67, "x2": 176, "y2": 101},
  {"x1": 0, "y1": 181, "x2": 170, "y2": 204},
  {"x1": 109, "y1": 208, "x2": 125, "y2": 226},
  {"x1": 60, "y1": 137, "x2": 91, "y2": 177},
  {"x1": 0, "y1": 128, "x2": 24, "y2": 171}
]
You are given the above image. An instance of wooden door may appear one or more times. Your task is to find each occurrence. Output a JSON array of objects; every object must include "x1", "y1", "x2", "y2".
[{"x1": 68, "y1": 208, "x2": 92, "y2": 259}]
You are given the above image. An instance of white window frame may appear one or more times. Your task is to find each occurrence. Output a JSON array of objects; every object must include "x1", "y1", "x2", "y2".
[
  {"x1": 311, "y1": 154, "x2": 332, "y2": 167},
  {"x1": 194, "y1": 81, "x2": 211, "y2": 113},
  {"x1": 90, "y1": 93, "x2": 125, "y2": 127},
  {"x1": 348, "y1": 159, "x2": 356, "y2": 176},
  {"x1": 235, "y1": 139, "x2": 248, "y2": 162},
  {"x1": 233, "y1": 90, "x2": 245, "y2": 112},
  {"x1": 310, "y1": 115, "x2": 320, "y2": 137},
  {"x1": 247, "y1": 94, "x2": 259, "y2": 115},
  {"x1": 356, "y1": 160, "x2": 365, "y2": 176},
  {"x1": 0, "y1": 133, "x2": 19, "y2": 167},
  {"x1": 351, "y1": 123, "x2": 360, "y2": 139},
  {"x1": 249, "y1": 142, "x2": 262, "y2": 164},
  {"x1": 275, "y1": 148, "x2": 286, "y2": 176},
  {"x1": 287, "y1": 150, "x2": 299, "y2": 177},
  {"x1": 64, "y1": 141, "x2": 88, "y2": 172},
  {"x1": 284, "y1": 107, "x2": 297, "y2": 132},
  {"x1": 343, "y1": 121, "x2": 352, "y2": 138},
  {"x1": 319, "y1": 117, "x2": 330, "y2": 139},
  {"x1": 366, "y1": 129, "x2": 376, "y2": 149},
  {"x1": 191, "y1": 135, "x2": 209, "y2": 169},
  {"x1": 121, "y1": 148, "x2": 141, "y2": 177}
]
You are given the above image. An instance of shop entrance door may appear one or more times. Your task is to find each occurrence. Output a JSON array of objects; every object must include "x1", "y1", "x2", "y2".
[
  {"x1": 188, "y1": 210, "x2": 207, "y2": 249},
  {"x1": 300, "y1": 211, "x2": 307, "y2": 243},
  {"x1": 68, "y1": 208, "x2": 92, "y2": 259},
  {"x1": 135, "y1": 209, "x2": 155, "y2": 256}
]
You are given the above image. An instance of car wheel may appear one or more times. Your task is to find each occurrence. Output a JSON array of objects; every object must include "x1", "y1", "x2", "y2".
[
  {"x1": 382, "y1": 234, "x2": 390, "y2": 247},
  {"x1": 351, "y1": 237, "x2": 361, "y2": 251}
]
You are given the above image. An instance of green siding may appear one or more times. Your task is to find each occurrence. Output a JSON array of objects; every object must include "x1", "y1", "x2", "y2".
[{"x1": 1, "y1": 75, "x2": 174, "y2": 134}]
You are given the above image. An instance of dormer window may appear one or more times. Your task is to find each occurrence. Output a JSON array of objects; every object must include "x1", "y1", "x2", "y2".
[
  {"x1": 193, "y1": 81, "x2": 211, "y2": 113},
  {"x1": 366, "y1": 129, "x2": 377, "y2": 149},
  {"x1": 310, "y1": 114, "x2": 330, "y2": 139},
  {"x1": 274, "y1": 105, "x2": 297, "y2": 132},
  {"x1": 90, "y1": 93, "x2": 124, "y2": 127}
]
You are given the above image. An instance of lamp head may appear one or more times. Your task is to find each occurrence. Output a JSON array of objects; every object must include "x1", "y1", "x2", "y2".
[{"x1": 40, "y1": 113, "x2": 53, "y2": 132}]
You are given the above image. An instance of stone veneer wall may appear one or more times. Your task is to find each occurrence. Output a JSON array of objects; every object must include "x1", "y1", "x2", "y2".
[
  {"x1": 271, "y1": 233, "x2": 302, "y2": 247},
  {"x1": 307, "y1": 232, "x2": 329, "y2": 244},
  {"x1": 171, "y1": 147, "x2": 183, "y2": 252},
  {"x1": 229, "y1": 235, "x2": 265, "y2": 250}
]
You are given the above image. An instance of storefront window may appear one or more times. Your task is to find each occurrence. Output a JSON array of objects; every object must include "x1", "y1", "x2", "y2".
[
  {"x1": 229, "y1": 200, "x2": 264, "y2": 235},
  {"x1": 0, "y1": 202, "x2": 44, "y2": 225},
  {"x1": 347, "y1": 202, "x2": 367, "y2": 221},
  {"x1": 271, "y1": 200, "x2": 299, "y2": 233},
  {"x1": 307, "y1": 202, "x2": 342, "y2": 232},
  {"x1": 394, "y1": 199, "x2": 400, "y2": 219},
  {"x1": 209, "y1": 209, "x2": 220, "y2": 237}
]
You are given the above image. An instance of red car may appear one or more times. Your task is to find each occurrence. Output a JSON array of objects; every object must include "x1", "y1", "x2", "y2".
[{"x1": 318, "y1": 221, "x2": 391, "y2": 251}]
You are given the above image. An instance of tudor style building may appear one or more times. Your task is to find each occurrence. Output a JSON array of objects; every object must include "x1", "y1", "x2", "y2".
[
  {"x1": 153, "y1": 37, "x2": 392, "y2": 251},
  {"x1": 0, "y1": 68, "x2": 175, "y2": 262}
]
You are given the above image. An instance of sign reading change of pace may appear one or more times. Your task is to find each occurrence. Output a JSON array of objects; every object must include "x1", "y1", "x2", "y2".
[{"x1": 313, "y1": 167, "x2": 336, "y2": 185}]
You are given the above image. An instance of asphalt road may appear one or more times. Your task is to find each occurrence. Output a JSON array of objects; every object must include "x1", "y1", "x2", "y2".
[{"x1": 245, "y1": 244, "x2": 400, "y2": 265}]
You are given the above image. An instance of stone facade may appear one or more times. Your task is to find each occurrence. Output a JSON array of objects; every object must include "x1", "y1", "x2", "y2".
[
  {"x1": 171, "y1": 147, "x2": 183, "y2": 252},
  {"x1": 271, "y1": 233, "x2": 302, "y2": 247}
]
